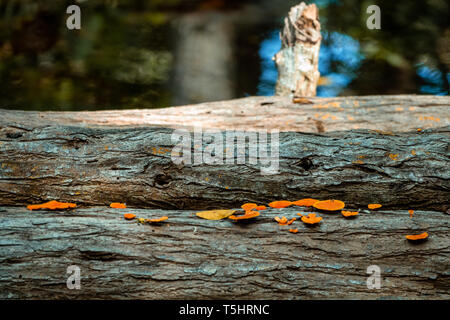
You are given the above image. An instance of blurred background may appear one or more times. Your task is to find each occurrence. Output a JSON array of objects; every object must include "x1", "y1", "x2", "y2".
[{"x1": 0, "y1": 0, "x2": 448, "y2": 111}]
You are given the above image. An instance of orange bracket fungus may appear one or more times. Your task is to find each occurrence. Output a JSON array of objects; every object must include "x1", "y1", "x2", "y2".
[
  {"x1": 147, "y1": 216, "x2": 168, "y2": 223},
  {"x1": 289, "y1": 228, "x2": 299, "y2": 233},
  {"x1": 274, "y1": 216, "x2": 295, "y2": 225},
  {"x1": 313, "y1": 199, "x2": 345, "y2": 212},
  {"x1": 255, "y1": 205, "x2": 267, "y2": 211},
  {"x1": 406, "y1": 232, "x2": 428, "y2": 242},
  {"x1": 124, "y1": 213, "x2": 136, "y2": 220},
  {"x1": 368, "y1": 204, "x2": 382, "y2": 210},
  {"x1": 341, "y1": 210, "x2": 359, "y2": 218},
  {"x1": 291, "y1": 198, "x2": 319, "y2": 207},
  {"x1": 274, "y1": 216, "x2": 287, "y2": 224},
  {"x1": 27, "y1": 200, "x2": 76, "y2": 211},
  {"x1": 229, "y1": 211, "x2": 260, "y2": 221},
  {"x1": 241, "y1": 203, "x2": 258, "y2": 212},
  {"x1": 268, "y1": 200, "x2": 292, "y2": 209},
  {"x1": 301, "y1": 213, "x2": 322, "y2": 225},
  {"x1": 408, "y1": 210, "x2": 414, "y2": 218},
  {"x1": 110, "y1": 203, "x2": 126, "y2": 209}
]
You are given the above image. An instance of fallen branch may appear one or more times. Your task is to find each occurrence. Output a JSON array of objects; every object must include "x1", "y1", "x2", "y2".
[
  {"x1": 1, "y1": 95, "x2": 447, "y2": 133},
  {"x1": 0, "y1": 206, "x2": 448, "y2": 299},
  {"x1": 0, "y1": 116, "x2": 448, "y2": 210}
]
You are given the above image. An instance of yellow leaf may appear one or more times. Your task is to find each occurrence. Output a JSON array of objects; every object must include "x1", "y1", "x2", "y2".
[{"x1": 195, "y1": 209, "x2": 236, "y2": 220}]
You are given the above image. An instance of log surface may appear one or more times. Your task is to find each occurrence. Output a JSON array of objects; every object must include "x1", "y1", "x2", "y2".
[
  {"x1": 2, "y1": 95, "x2": 449, "y2": 133},
  {"x1": 0, "y1": 206, "x2": 448, "y2": 299},
  {"x1": 0, "y1": 122, "x2": 448, "y2": 210},
  {"x1": 0, "y1": 95, "x2": 449, "y2": 209}
]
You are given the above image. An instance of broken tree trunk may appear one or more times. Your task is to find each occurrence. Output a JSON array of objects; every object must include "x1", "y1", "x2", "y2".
[
  {"x1": 0, "y1": 206, "x2": 448, "y2": 299},
  {"x1": 275, "y1": 2, "x2": 321, "y2": 97},
  {"x1": 0, "y1": 96, "x2": 448, "y2": 211}
]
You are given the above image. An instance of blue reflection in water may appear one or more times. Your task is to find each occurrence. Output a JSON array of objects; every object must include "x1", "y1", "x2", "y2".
[
  {"x1": 317, "y1": 31, "x2": 364, "y2": 96},
  {"x1": 258, "y1": 30, "x2": 364, "y2": 97},
  {"x1": 416, "y1": 64, "x2": 449, "y2": 95},
  {"x1": 258, "y1": 29, "x2": 448, "y2": 96},
  {"x1": 257, "y1": 30, "x2": 280, "y2": 96}
]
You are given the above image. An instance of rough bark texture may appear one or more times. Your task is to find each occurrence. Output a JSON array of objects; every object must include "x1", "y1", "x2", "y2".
[
  {"x1": 0, "y1": 95, "x2": 448, "y2": 299},
  {"x1": 275, "y1": 2, "x2": 321, "y2": 97},
  {"x1": 0, "y1": 206, "x2": 448, "y2": 299},
  {"x1": 0, "y1": 102, "x2": 448, "y2": 211}
]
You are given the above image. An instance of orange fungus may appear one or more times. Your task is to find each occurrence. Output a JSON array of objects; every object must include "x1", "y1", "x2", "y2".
[
  {"x1": 341, "y1": 210, "x2": 359, "y2": 218},
  {"x1": 406, "y1": 232, "x2": 428, "y2": 241},
  {"x1": 229, "y1": 211, "x2": 260, "y2": 221},
  {"x1": 27, "y1": 200, "x2": 76, "y2": 211},
  {"x1": 268, "y1": 201, "x2": 292, "y2": 209},
  {"x1": 368, "y1": 204, "x2": 382, "y2": 210},
  {"x1": 291, "y1": 198, "x2": 319, "y2": 207},
  {"x1": 301, "y1": 213, "x2": 322, "y2": 225},
  {"x1": 148, "y1": 216, "x2": 168, "y2": 223},
  {"x1": 124, "y1": 213, "x2": 136, "y2": 220},
  {"x1": 313, "y1": 199, "x2": 345, "y2": 211},
  {"x1": 110, "y1": 203, "x2": 126, "y2": 209},
  {"x1": 241, "y1": 203, "x2": 258, "y2": 211},
  {"x1": 274, "y1": 216, "x2": 288, "y2": 225}
]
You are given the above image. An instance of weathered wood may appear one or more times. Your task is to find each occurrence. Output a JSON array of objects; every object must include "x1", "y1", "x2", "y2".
[
  {"x1": 0, "y1": 122, "x2": 448, "y2": 211},
  {"x1": 1, "y1": 95, "x2": 447, "y2": 133},
  {"x1": 275, "y1": 2, "x2": 321, "y2": 97},
  {"x1": 0, "y1": 206, "x2": 448, "y2": 299}
]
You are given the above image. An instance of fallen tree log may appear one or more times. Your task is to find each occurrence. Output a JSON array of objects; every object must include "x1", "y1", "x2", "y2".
[
  {"x1": 0, "y1": 119, "x2": 448, "y2": 211},
  {"x1": 0, "y1": 206, "x2": 448, "y2": 299},
  {"x1": 1, "y1": 95, "x2": 449, "y2": 210},
  {"x1": 1, "y1": 95, "x2": 448, "y2": 133}
]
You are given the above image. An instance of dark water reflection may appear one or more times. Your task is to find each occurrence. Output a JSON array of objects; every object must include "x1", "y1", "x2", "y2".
[{"x1": 0, "y1": 0, "x2": 448, "y2": 111}]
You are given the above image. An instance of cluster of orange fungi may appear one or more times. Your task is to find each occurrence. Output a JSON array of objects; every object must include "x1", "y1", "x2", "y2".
[
  {"x1": 25, "y1": 197, "x2": 426, "y2": 241},
  {"x1": 229, "y1": 211, "x2": 260, "y2": 221},
  {"x1": 274, "y1": 216, "x2": 296, "y2": 225},
  {"x1": 301, "y1": 213, "x2": 323, "y2": 225},
  {"x1": 227, "y1": 203, "x2": 265, "y2": 221},
  {"x1": 114, "y1": 203, "x2": 168, "y2": 224},
  {"x1": 237, "y1": 198, "x2": 426, "y2": 240}
]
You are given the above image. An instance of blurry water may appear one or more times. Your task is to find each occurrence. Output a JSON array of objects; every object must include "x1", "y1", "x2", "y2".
[{"x1": 0, "y1": 0, "x2": 448, "y2": 110}]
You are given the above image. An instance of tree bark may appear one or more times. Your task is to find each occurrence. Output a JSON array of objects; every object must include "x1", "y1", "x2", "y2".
[
  {"x1": 0, "y1": 206, "x2": 448, "y2": 299},
  {"x1": 1, "y1": 95, "x2": 448, "y2": 133},
  {"x1": 0, "y1": 97, "x2": 448, "y2": 211},
  {"x1": 275, "y1": 2, "x2": 321, "y2": 97}
]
